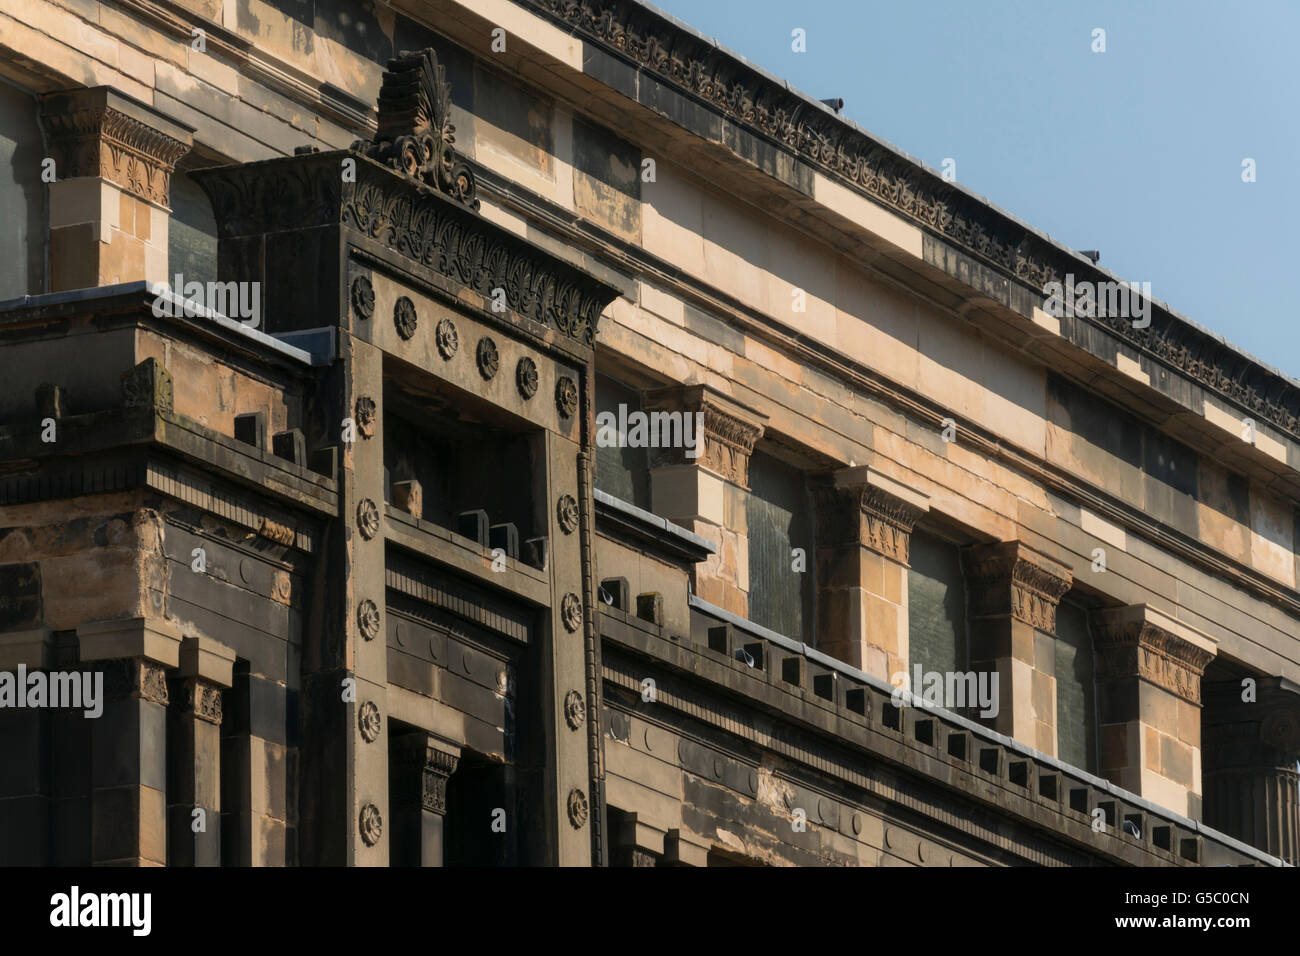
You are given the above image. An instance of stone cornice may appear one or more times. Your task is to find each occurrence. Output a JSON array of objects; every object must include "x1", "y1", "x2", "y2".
[
  {"x1": 964, "y1": 541, "x2": 1073, "y2": 632},
  {"x1": 522, "y1": 0, "x2": 1300, "y2": 451},
  {"x1": 1093, "y1": 605, "x2": 1218, "y2": 706},
  {"x1": 192, "y1": 151, "x2": 621, "y2": 347},
  {"x1": 40, "y1": 87, "x2": 193, "y2": 207},
  {"x1": 814, "y1": 466, "x2": 929, "y2": 563},
  {"x1": 641, "y1": 384, "x2": 766, "y2": 486}
]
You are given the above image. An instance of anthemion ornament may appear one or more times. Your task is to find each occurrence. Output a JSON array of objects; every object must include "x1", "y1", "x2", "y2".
[
  {"x1": 476, "y1": 336, "x2": 499, "y2": 380},
  {"x1": 357, "y1": 599, "x2": 380, "y2": 641},
  {"x1": 567, "y1": 788, "x2": 588, "y2": 829},
  {"x1": 436, "y1": 317, "x2": 459, "y2": 359},
  {"x1": 359, "y1": 804, "x2": 383, "y2": 846},
  {"x1": 563, "y1": 689, "x2": 585, "y2": 731},
  {"x1": 394, "y1": 295, "x2": 418, "y2": 340},
  {"x1": 561, "y1": 592, "x2": 582, "y2": 633},
  {"x1": 556, "y1": 494, "x2": 578, "y2": 534},
  {"x1": 350, "y1": 275, "x2": 375, "y2": 321},
  {"x1": 516, "y1": 356, "x2": 539, "y2": 400},
  {"x1": 357, "y1": 498, "x2": 380, "y2": 539},
  {"x1": 555, "y1": 375, "x2": 579, "y2": 418},
  {"x1": 359, "y1": 700, "x2": 382, "y2": 743}
]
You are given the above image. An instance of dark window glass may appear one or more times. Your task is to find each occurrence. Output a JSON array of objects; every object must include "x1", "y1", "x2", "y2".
[
  {"x1": 168, "y1": 170, "x2": 217, "y2": 287},
  {"x1": 1055, "y1": 599, "x2": 1097, "y2": 772},
  {"x1": 907, "y1": 531, "x2": 967, "y2": 675},
  {"x1": 594, "y1": 374, "x2": 649, "y2": 509},
  {"x1": 746, "y1": 451, "x2": 814, "y2": 642},
  {"x1": 0, "y1": 79, "x2": 45, "y2": 297}
]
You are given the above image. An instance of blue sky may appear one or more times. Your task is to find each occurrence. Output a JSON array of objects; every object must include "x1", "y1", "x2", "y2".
[{"x1": 650, "y1": 0, "x2": 1300, "y2": 379}]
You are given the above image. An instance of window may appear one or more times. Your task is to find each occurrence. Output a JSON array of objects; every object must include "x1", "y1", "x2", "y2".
[
  {"x1": 0, "y1": 78, "x2": 45, "y2": 298},
  {"x1": 746, "y1": 450, "x2": 815, "y2": 642},
  {"x1": 594, "y1": 373, "x2": 649, "y2": 509},
  {"x1": 168, "y1": 170, "x2": 218, "y2": 287},
  {"x1": 1054, "y1": 599, "x2": 1098, "y2": 772},
  {"x1": 907, "y1": 530, "x2": 968, "y2": 676}
]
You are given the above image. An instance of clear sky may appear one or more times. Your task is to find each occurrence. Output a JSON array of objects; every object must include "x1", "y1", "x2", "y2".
[{"x1": 649, "y1": 0, "x2": 1300, "y2": 379}]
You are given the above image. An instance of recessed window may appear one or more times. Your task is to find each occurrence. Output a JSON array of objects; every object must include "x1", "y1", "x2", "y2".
[
  {"x1": 746, "y1": 450, "x2": 815, "y2": 642},
  {"x1": 907, "y1": 530, "x2": 968, "y2": 676}
]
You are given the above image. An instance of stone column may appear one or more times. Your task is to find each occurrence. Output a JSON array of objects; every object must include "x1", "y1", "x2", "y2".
[
  {"x1": 962, "y1": 542, "x2": 1072, "y2": 750},
  {"x1": 77, "y1": 617, "x2": 183, "y2": 866},
  {"x1": 40, "y1": 87, "x2": 192, "y2": 291},
  {"x1": 389, "y1": 734, "x2": 459, "y2": 866},
  {"x1": 643, "y1": 385, "x2": 766, "y2": 618},
  {"x1": 0, "y1": 626, "x2": 56, "y2": 864},
  {"x1": 1092, "y1": 605, "x2": 1217, "y2": 819},
  {"x1": 1202, "y1": 677, "x2": 1300, "y2": 863},
  {"x1": 166, "y1": 635, "x2": 235, "y2": 867},
  {"x1": 812, "y1": 467, "x2": 929, "y2": 681}
]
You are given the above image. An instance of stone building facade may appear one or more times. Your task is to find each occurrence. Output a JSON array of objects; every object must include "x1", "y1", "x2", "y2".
[{"x1": 0, "y1": 0, "x2": 1296, "y2": 867}]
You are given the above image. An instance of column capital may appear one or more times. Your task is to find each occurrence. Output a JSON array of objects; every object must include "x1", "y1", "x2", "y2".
[
  {"x1": 642, "y1": 384, "x2": 766, "y2": 486},
  {"x1": 40, "y1": 87, "x2": 193, "y2": 207},
  {"x1": 814, "y1": 466, "x2": 929, "y2": 563},
  {"x1": 1092, "y1": 605, "x2": 1218, "y2": 706},
  {"x1": 392, "y1": 733, "x2": 461, "y2": 815},
  {"x1": 963, "y1": 541, "x2": 1073, "y2": 632}
]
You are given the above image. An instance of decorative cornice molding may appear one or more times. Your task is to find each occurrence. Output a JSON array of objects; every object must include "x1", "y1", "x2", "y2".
[
  {"x1": 524, "y1": 0, "x2": 1300, "y2": 447},
  {"x1": 964, "y1": 540, "x2": 1073, "y2": 633},
  {"x1": 642, "y1": 385, "x2": 766, "y2": 486},
  {"x1": 192, "y1": 151, "x2": 620, "y2": 348},
  {"x1": 1093, "y1": 607, "x2": 1217, "y2": 706},
  {"x1": 40, "y1": 87, "x2": 192, "y2": 207}
]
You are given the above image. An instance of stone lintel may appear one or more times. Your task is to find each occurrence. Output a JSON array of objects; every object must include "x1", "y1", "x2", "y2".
[
  {"x1": 177, "y1": 633, "x2": 237, "y2": 689},
  {"x1": 963, "y1": 540, "x2": 1073, "y2": 633},
  {"x1": 40, "y1": 86, "x2": 193, "y2": 207},
  {"x1": 662, "y1": 827, "x2": 710, "y2": 867},
  {"x1": 1093, "y1": 605, "x2": 1218, "y2": 706},
  {"x1": 0, "y1": 627, "x2": 55, "y2": 669},
  {"x1": 642, "y1": 384, "x2": 767, "y2": 487},
  {"x1": 815, "y1": 466, "x2": 930, "y2": 563},
  {"x1": 77, "y1": 616, "x2": 184, "y2": 669}
]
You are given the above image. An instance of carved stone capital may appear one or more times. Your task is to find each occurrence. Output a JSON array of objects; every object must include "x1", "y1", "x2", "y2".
[
  {"x1": 170, "y1": 676, "x2": 223, "y2": 724},
  {"x1": 642, "y1": 385, "x2": 766, "y2": 487},
  {"x1": 40, "y1": 87, "x2": 192, "y2": 207},
  {"x1": 100, "y1": 658, "x2": 170, "y2": 706},
  {"x1": 814, "y1": 466, "x2": 929, "y2": 563},
  {"x1": 963, "y1": 541, "x2": 1073, "y2": 633},
  {"x1": 1092, "y1": 605, "x2": 1217, "y2": 706},
  {"x1": 392, "y1": 734, "x2": 460, "y2": 816}
]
